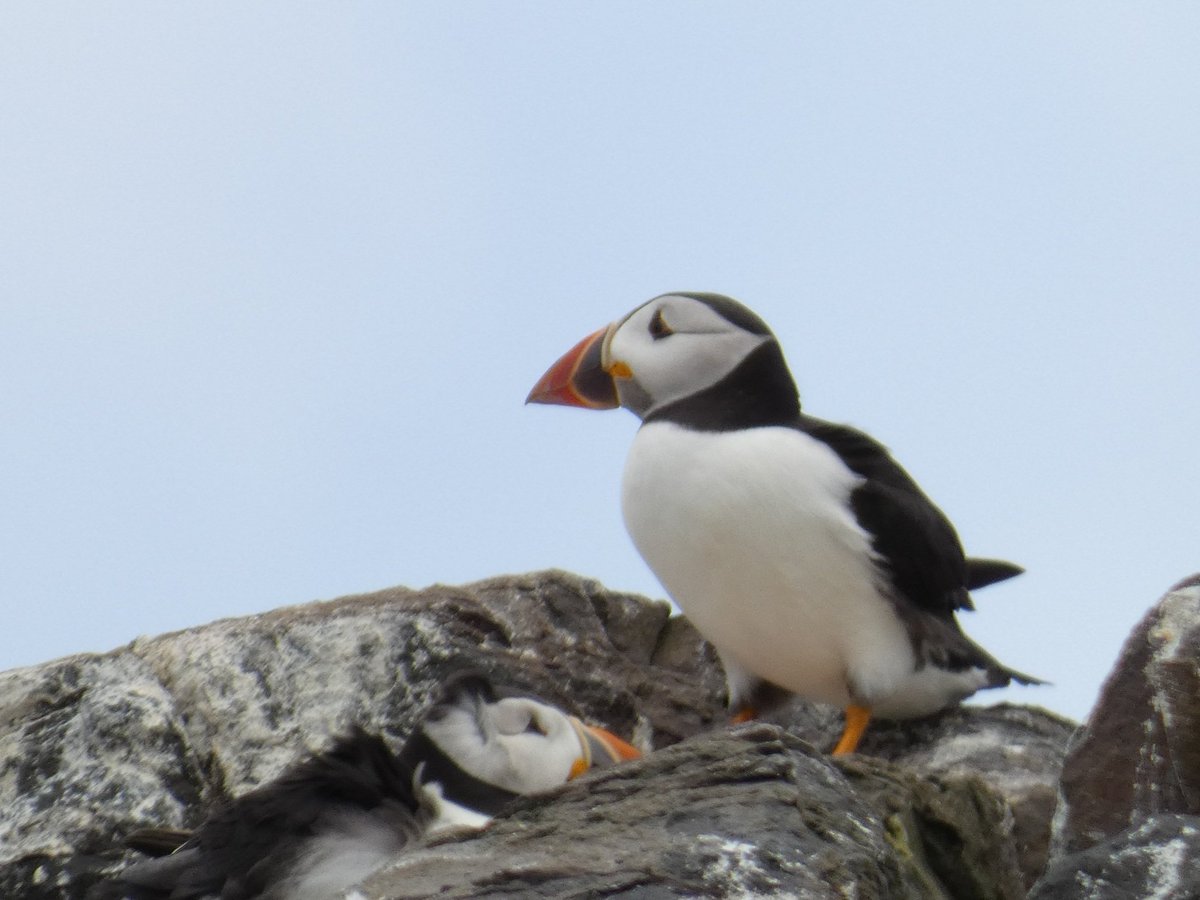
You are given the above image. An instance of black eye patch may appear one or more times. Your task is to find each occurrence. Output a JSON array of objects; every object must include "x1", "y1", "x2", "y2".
[{"x1": 648, "y1": 308, "x2": 673, "y2": 340}]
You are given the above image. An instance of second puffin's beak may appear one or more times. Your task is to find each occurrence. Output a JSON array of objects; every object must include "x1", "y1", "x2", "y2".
[
  {"x1": 566, "y1": 717, "x2": 642, "y2": 779},
  {"x1": 526, "y1": 326, "x2": 620, "y2": 410}
]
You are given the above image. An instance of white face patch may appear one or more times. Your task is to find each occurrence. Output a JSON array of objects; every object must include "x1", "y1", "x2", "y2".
[
  {"x1": 422, "y1": 696, "x2": 584, "y2": 796},
  {"x1": 604, "y1": 295, "x2": 771, "y2": 418}
]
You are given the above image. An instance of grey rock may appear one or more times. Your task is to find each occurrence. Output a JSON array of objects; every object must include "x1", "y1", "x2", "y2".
[
  {"x1": 1052, "y1": 575, "x2": 1200, "y2": 858},
  {"x1": 0, "y1": 571, "x2": 718, "y2": 898},
  {"x1": 0, "y1": 570, "x2": 1071, "y2": 899},
  {"x1": 857, "y1": 704, "x2": 1075, "y2": 891},
  {"x1": 759, "y1": 699, "x2": 1075, "y2": 889},
  {"x1": 0, "y1": 654, "x2": 205, "y2": 899},
  {"x1": 1030, "y1": 813, "x2": 1200, "y2": 900},
  {"x1": 362, "y1": 724, "x2": 1023, "y2": 900}
]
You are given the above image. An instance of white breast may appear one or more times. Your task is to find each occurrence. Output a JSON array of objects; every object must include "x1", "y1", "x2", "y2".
[
  {"x1": 276, "y1": 813, "x2": 407, "y2": 900},
  {"x1": 621, "y1": 422, "x2": 917, "y2": 709}
]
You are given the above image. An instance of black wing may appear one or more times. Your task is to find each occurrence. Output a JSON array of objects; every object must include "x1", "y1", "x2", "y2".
[
  {"x1": 799, "y1": 416, "x2": 969, "y2": 620},
  {"x1": 94, "y1": 728, "x2": 423, "y2": 900}
]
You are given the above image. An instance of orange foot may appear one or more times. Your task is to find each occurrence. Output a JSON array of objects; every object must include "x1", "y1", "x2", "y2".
[
  {"x1": 831, "y1": 704, "x2": 871, "y2": 756},
  {"x1": 730, "y1": 706, "x2": 758, "y2": 725}
]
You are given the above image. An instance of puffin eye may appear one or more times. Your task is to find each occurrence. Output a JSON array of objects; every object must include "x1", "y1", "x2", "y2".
[
  {"x1": 524, "y1": 714, "x2": 548, "y2": 736},
  {"x1": 648, "y1": 308, "x2": 673, "y2": 340}
]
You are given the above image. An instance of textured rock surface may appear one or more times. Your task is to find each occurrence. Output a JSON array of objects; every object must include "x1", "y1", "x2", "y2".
[
  {"x1": 0, "y1": 569, "x2": 1079, "y2": 898},
  {"x1": 1052, "y1": 575, "x2": 1200, "y2": 858},
  {"x1": 850, "y1": 705, "x2": 1074, "y2": 890},
  {"x1": 757, "y1": 697, "x2": 1074, "y2": 889},
  {"x1": 1030, "y1": 813, "x2": 1200, "y2": 900},
  {"x1": 363, "y1": 724, "x2": 1024, "y2": 900},
  {"x1": 0, "y1": 571, "x2": 722, "y2": 899},
  {"x1": 0, "y1": 654, "x2": 206, "y2": 899}
]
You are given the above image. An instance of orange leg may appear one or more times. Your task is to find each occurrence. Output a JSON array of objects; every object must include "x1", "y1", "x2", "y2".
[
  {"x1": 730, "y1": 706, "x2": 758, "y2": 725},
  {"x1": 831, "y1": 704, "x2": 871, "y2": 756}
]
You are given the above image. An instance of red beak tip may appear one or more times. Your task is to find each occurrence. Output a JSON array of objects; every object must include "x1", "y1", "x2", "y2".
[{"x1": 527, "y1": 327, "x2": 617, "y2": 410}]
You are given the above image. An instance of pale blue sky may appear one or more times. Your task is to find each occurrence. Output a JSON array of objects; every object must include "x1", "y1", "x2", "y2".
[{"x1": 2, "y1": 4, "x2": 1197, "y2": 722}]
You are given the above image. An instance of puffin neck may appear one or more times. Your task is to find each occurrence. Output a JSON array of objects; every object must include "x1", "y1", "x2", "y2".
[
  {"x1": 644, "y1": 340, "x2": 801, "y2": 431},
  {"x1": 399, "y1": 730, "x2": 522, "y2": 818}
]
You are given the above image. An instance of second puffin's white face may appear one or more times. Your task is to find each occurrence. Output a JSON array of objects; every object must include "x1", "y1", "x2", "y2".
[
  {"x1": 603, "y1": 294, "x2": 771, "y2": 418},
  {"x1": 425, "y1": 695, "x2": 584, "y2": 795}
]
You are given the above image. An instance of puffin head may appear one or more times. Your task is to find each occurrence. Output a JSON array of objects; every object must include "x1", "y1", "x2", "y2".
[
  {"x1": 412, "y1": 674, "x2": 641, "y2": 814},
  {"x1": 527, "y1": 292, "x2": 777, "y2": 420}
]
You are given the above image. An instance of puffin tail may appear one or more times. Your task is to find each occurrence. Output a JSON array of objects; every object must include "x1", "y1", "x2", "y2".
[
  {"x1": 1000, "y1": 663, "x2": 1048, "y2": 687},
  {"x1": 964, "y1": 557, "x2": 1025, "y2": 591}
]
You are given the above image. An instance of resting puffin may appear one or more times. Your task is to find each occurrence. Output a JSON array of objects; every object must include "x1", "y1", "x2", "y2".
[
  {"x1": 527, "y1": 292, "x2": 1041, "y2": 755},
  {"x1": 92, "y1": 674, "x2": 639, "y2": 900}
]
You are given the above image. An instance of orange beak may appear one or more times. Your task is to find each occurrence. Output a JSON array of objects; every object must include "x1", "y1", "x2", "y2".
[
  {"x1": 566, "y1": 717, "x2": 642, "y2": 779},
  {"x1": 526, "y1": 327, "x2": 620, "y2": 410}
]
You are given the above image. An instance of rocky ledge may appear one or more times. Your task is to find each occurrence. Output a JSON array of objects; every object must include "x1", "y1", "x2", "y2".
[{"x1": 0, "y1": 570, "x2": 1196, "y2": 899}]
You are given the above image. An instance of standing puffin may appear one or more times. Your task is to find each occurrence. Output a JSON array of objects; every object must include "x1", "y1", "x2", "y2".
[
  {"x1": 527, "y1": 292, "x2": 1040, "y2": 755},
  {"x1": 92, "y1": 674, "x2": 639, "y2": 900}
]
